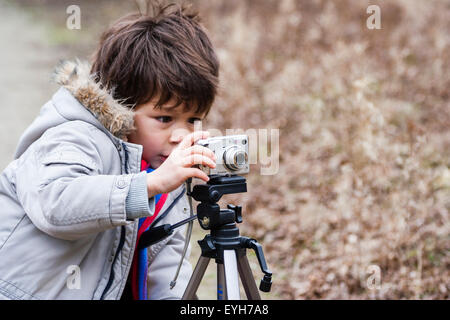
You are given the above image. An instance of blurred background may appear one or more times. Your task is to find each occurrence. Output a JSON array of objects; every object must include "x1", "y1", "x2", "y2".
[{"x1": 0, "y1": 0, "x2": 448, "y2": 299}]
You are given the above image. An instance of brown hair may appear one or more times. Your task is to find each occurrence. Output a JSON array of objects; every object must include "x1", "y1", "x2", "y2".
[{"x1": 90, "y1": 2, "x2": 219, "y2": 115}]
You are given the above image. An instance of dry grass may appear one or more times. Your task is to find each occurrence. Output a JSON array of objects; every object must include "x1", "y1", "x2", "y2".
[{"x1": 195, "y1": 0, "x2": 449, "y2": 299}]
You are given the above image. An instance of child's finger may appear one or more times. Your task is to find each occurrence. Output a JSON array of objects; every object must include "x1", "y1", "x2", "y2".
[
  {"x1": 182, "y1": 154, "x2": 216, "y2": 168},
  {"x1": 186, "y1": 168, "x2": 210, "y2": 183},
  {"x1": 183, "y1": 145, "x2": 216, "y2": 161},
  {"x1": 179, "y1": 131, "x2": 210, "y2": 149}
]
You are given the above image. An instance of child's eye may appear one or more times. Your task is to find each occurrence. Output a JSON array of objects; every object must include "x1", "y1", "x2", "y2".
[{"x1": 156, "y1": 116, "x2": 172, "y2": 123}]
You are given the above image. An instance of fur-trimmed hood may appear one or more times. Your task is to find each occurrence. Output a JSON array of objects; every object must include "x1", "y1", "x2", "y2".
[
  {"x1": 14, "y1": 60, "x2": 136, "y2": 159},
  {"x1": 53, "y1": 59, "x2": 135, "y2": 139}
]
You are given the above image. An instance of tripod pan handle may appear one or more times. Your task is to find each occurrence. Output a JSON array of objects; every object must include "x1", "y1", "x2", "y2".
[{"x1": 241, "y1": 237, "x2": 273, "y2": 292}]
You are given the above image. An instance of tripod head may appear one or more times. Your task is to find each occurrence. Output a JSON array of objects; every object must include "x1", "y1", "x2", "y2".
[{"x1": 188, "y1": 175, "x2": 247, "y2": 230}]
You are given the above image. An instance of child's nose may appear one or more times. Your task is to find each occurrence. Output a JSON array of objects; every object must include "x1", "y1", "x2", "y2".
[
  {"x1": 170, "y1": 134, "x2": 183, "y2": 144},
  {"x1": 170, "y1": 128, "x2": 190, "y2": 144}
]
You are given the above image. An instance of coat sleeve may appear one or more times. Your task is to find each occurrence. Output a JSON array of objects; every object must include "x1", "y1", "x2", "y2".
[{"x1": 14, "y1": 123, "x2": 152, "y2": 240}]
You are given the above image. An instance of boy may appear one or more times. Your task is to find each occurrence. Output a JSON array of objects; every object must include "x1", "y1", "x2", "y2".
[{"x1": 0, "y1": 3, "x2": 218, "y2": 300}]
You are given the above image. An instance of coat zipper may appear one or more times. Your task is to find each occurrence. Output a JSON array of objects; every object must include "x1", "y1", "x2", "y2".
[
  {"x1": 100, "y1": 142, "x2": 130, "y2": 300},
  {"x1": 100, "y1": 225, "x2": 126, "y2": 299}
]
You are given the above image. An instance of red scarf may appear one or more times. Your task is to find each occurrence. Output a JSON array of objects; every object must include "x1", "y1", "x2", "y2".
[{"x1": 130, "y1": 159, "x2": 168, "y2": 299}]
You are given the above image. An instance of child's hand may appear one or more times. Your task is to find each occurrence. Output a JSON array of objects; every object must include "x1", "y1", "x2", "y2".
[{"x1": 146, "y1": 131, "x2": 216, "y2": 197}]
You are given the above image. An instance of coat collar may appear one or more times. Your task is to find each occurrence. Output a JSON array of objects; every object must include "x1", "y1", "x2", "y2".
[{"x1": 53, "y1": 59, "x2": 135, "y2": 140}]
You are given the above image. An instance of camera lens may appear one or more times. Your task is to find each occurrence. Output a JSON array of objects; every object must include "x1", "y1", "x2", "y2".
[
  {"x1": 235, "y1": 152, "x2": 246, "y2": 165},
  {"x1": 223, "y1": 146, "x2": 248, "y2": 171}
]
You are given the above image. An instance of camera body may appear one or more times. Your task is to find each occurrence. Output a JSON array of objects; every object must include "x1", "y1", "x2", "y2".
[{"x1": 196, "y1": 134, "x2": 249, "y2": 176}]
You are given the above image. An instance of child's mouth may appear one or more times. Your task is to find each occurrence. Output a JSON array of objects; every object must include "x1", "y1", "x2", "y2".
[{"x1": 159, "y1": 155, "x2": 168, "y2": 162}]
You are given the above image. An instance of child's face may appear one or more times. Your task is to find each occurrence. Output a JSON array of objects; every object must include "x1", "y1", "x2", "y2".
[{"x1": 127, "y1": 98, "x2": 205, "y2": 169}]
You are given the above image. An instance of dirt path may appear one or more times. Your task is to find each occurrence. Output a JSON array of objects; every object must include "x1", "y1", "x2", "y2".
[{"x1": 0, "y1": 0, "x2": 59, "y2": 171}]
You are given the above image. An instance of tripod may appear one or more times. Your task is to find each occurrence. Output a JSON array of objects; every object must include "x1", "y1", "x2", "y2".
[{"x1": 182, "y1": 175, "x2": 272, "y2": 300}]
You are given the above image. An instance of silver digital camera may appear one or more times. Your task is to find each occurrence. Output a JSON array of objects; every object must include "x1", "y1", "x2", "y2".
[{"x1": 196, "y1": 134, "x2": 249, "y2": 176}]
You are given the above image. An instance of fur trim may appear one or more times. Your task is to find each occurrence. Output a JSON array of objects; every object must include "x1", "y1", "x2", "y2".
[{"x1": 53, "y1": 59, "x2": 135, "y2": 140}]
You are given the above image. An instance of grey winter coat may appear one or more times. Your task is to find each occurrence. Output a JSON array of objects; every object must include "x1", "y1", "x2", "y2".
[{"x1": 0, "y1": 60, "x2": 192, "y2": 300}]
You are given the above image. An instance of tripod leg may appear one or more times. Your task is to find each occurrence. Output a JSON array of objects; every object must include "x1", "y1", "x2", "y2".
[
  {"x1": 222, "y1": 250, "x2": 241, "y2": 300},
  {"x1": 236, "y1": 249, "x2": 261, "y2": 300},
  {"x1": 182, "y1": 256, "x2": 210, "y2": 300},
  {"x1": 217, "y1": 262, "x2": 227, "y2": 300}
]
